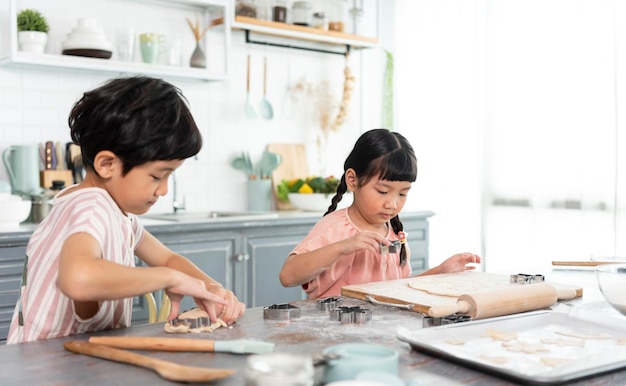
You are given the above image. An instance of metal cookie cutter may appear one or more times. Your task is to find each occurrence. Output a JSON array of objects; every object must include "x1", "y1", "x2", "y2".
[
  {"x1": 422, "y1": 313, "x2": 471, "y2": 328},
  {"x1": 510, "y1": 273, "x2": 545, "y2": 285},
  {"x1": 263, "y1": 303, "x2": 301, "y2": 320},
  {"x1": 380, "y1": 240, "x2": 401, "y2": 254},
  {"x1": 317, "y1": 296, "x2": 344, "y2": 312},
  {"x1": 170, "y1": 310, "x2": 210, "y2": 329},
  {"x1": 329, "y1": 306, "x2": 372, "y2": 325}
]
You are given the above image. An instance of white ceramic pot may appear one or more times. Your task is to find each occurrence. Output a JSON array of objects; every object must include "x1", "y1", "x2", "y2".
[{"x1": 18, "y1": 31, "x2": 48, "y2": 53}]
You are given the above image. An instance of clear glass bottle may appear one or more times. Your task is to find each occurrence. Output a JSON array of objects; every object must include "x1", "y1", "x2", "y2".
[
  {"x1": 292, "y1": 1, "x2": 312, "y2": 26},
  {"x1": 312, "y1": 12, "x2": 328, "y2": 30}
]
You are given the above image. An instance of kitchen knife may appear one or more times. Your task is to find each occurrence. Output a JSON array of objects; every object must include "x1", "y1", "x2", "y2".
[
  {"x1": 55, "y1": 141, "x2": 65, "y2": 170},
  {"x1": 44, "y1": 141, "x2": 53, "y2": 170}
]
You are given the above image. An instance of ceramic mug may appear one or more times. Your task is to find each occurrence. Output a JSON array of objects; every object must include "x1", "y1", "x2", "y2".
[
  {"x1": 139, "y1": 33, "x2": 164, "y2": 64},
  {"x1": 323, "y1": 343, "x2": 399, "y2": 384},
  {"x1": 2, "y1": 145, "x2": 41, "y2": 196}
]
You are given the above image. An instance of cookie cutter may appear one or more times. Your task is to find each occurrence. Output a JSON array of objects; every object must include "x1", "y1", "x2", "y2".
[
  {"x1": 263, "y1": 303, "x2": 301, "y2": 320},
  {"x1": 422, "y1": 313, "x2": 471, "y2": 328},
  {"x1": 510, "y1": 273, "x2": 545, "y2": 285},
  {"x1": 170, "y1": 309, "x2": 210, "y2": 329},
  {"x1": 329, "y1": 306, "x2": 372, "y2": 325},
  {"x1": 380, "y1": 240, "x2": 401, "y2": 254},
  {"x1": 317, "y1": 296, "x2": 344, "y2": 312}
]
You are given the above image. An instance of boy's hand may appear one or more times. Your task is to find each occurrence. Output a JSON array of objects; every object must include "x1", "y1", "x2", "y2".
[
  {"x1": 164, "y1": 275, "x2": 227, "y2": 322},
  {"x1": 199, "y1": 287, "x2": 246, "y2": 325}
]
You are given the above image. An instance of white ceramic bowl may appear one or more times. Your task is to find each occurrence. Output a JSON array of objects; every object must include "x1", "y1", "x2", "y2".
[
  {"x1": 288, "y1": 193, "x2": 333, "y2": 212},
  {"x1": 596, "y1": 263, "x2": 626, "y2": 316},
  {"x1": 0, "y1": 199, "x2": 31, "y2": 227}
]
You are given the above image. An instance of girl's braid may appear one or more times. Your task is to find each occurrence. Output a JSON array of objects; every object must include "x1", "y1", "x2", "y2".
[{"x1": 390, "y1": 215, "x2": 407, "y2": 266}]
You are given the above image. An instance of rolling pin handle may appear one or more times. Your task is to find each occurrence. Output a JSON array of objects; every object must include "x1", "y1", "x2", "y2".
[
  {"x1": 427, "y1": 300, "x2": 471, "y2": 318},
  {"x1": 556, "y1": 287, "x2": 577, "y2": 300}
]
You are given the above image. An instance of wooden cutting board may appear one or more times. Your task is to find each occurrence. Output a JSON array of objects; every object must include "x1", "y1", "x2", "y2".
[
  {"x1": 341, "y1": 271, "x2": 583, "y2": 315},
  {"x1": 266, "y1": 143, "x2": 309, "y2": 210}
]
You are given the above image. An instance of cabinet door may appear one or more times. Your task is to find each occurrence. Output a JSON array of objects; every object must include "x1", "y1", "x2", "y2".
[
  {"x1": 241, "y1": 228, "x2": 309, "y2": 308},
  {"x1": 403, "y1": 218, "x2": 430, "y2": 273},
  {"x1": 0, "y1": 245, "x2": 27, "y2": 342}
]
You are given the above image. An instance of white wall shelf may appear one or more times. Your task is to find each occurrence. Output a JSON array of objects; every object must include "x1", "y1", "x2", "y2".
[{"x1": 0, "y1": 0, "x2": 231, "y2": 81}]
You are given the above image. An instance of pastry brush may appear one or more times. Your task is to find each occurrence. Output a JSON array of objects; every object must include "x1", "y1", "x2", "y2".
[{"x1": 89, "y1": 336, "x2": 275, "y2": 354}]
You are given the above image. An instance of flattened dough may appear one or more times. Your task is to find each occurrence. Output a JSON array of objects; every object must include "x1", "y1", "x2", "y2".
[{"x1": 164, "y1": 308, "x2": 227, "y2": 334}]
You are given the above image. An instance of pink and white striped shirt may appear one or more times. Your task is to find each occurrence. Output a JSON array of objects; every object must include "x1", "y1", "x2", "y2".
[{"x1": 7, "y1": 187, "x2": 145, "y2": 344}]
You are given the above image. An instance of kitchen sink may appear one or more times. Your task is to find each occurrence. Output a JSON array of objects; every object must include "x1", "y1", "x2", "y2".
[{"x1": 142, "y1": 211, "x2": 279, "y2": 222}]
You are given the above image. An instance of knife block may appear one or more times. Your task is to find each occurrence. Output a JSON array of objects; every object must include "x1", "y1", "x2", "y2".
[{"x1": 40, "y1": 170, "x2": 73, "y2": 189}]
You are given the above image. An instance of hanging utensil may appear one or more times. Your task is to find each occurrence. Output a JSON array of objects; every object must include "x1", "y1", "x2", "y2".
[
  {"x1": 259, "y1": 56, "x2": 274, "y2": 120},
  {"x1": 244, "y1": 55, "x2": 256, "y2": 119}
]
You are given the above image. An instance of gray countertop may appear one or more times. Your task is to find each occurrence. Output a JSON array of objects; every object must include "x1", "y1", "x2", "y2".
[{"x1": 0, "y1": 268, "x2": 624, "y2": 385}]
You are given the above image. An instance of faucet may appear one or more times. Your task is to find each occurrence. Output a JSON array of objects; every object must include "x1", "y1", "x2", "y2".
[{"x1": 172, "y1": 171, "x2": 185, "y2": 213}]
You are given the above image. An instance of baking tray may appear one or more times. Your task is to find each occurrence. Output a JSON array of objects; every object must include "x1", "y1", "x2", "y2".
[{"x1": 397, "y1": 310, "x2": 626, "y2": 385}]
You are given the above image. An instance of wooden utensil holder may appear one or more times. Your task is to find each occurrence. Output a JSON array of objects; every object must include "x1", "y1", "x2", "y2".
[{"x1": 40, "y1": 170, "x2": 73, "y2": 189}]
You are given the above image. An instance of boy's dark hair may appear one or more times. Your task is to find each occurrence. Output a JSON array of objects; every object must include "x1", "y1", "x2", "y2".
[
  {"x1": 325, "y1": 128, "x2": 418, "y2": 266},
  {"x1": 69, "y1": 76, "x2": 202, "y2": 175}
]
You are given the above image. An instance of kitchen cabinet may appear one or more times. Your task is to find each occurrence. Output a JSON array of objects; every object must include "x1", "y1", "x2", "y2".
[
  {"x1": 0, "y1": 210, "x2": 432, "y2": 342},
  {"x1": 0, "y1": 0, "x2": 230, "y2": 81}
]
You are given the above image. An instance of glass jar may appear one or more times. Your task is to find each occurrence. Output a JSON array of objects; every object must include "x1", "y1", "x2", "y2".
[
  {"x1": 245, "y1": 353, "x2": 314, "y2": 386},
  {"x1": 328, "y1": 0, "x2": 348, "y2": 32},
  {"x1": 236, "y1": 0, "x2": 258, "y2": 18},
  {"x1": 292, "y1": 1, "x2": 312, "y2": 26},
  {"x1": 272, "y1": 0, "x2": 288, "y2": 23},
  {"x1": 312, "y1": 12, "x2": 328, "y2": 30}
]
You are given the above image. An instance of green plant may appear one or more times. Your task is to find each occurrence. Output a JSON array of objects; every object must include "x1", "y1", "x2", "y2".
[
  {"x1": 17, "y1": 9, "x2": 49, "y2": 33},
  {"x1": 276, "y1": 176, "x2": 340, "y2": 202}
]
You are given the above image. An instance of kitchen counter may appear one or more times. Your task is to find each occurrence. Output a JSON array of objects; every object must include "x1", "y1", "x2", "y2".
[{"x1": 0, "y1": 268, "x2": 625, "y2": 385}]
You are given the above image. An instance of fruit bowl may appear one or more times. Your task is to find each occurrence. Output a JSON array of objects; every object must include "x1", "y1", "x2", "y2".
[
  {"x1": 596, "y1": 263, "x2": 626, "y2": 316},
  {"x1": 288, "y1": 193, "x2": 333, "y2": 212},
  {"x1": 287, "y1": 192, "x2": 352, "y2": 212}
]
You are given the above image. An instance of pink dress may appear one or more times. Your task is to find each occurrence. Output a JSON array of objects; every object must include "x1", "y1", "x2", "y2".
[
  {"x1": 291, "y1": 208, "x2": 411, "y2": 299},
  {"x1": 7, "y1": 188, "x2": 145, "y2": 344}
]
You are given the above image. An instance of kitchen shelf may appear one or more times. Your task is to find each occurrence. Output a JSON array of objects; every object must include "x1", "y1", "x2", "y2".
[
  {"x1": 0, "y1": 0, "x2": 231, "y2": 81},
  {"x1": 229, "y1": 16, "x2": 378, "y2": 55},
  {"x1": 0, "y1": 52, "x2": 227, "y2": 81}
]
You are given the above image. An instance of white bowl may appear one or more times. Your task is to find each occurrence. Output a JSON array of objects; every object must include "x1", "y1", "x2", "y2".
[
  {"x1": 0, "y1": 199, "x2": 31, "y2": 227},
  {"x1": 596, "y1": 263, "x2": 626, "y2": 316},
  {"x1": 288, "y1": 193, "x2": 334, "y2": 212}
]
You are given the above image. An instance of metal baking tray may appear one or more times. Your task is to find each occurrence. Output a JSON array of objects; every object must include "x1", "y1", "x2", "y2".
[{"x1": 397, "y1": 310, "x2": 626, "y2": 385}]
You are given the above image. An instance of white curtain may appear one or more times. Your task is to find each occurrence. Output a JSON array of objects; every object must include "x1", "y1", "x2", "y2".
[{"x1": 395, "y1": 0, "x2": 626, "y2": 271}]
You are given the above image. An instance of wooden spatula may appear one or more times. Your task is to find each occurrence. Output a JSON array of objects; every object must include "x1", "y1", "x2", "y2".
[{"x1": 64, "y1": 341, "x2": 235, "y2": 383}]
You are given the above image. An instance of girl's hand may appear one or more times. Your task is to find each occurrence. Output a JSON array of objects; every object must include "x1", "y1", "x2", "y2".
[
  {"x1": 438, "y1": 253, "x2": 481, "y2": 273},
  {"x1": 340, "y1": 230, "x2": 390, "y2": 256}
]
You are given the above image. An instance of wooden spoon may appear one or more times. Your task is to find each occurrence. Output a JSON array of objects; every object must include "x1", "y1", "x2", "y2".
[{"x1": 64, "y1": 341, "x2": 235, "y2": 383}]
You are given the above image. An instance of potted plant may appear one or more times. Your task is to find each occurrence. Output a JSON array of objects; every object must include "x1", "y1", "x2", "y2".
[{"x1": 17, "y1": 8, "x2": 49, "y2": 53}]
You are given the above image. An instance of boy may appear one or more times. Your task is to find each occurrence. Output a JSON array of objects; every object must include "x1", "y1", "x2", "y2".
[{"x1": 8, "y1": 77, "x2": 245, "y2": 344}]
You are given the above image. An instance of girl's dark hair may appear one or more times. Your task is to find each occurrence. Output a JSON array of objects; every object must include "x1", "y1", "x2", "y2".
[
  {"x1": 69, "y1": 76, "x2": 202, "y2": 175},
  {"x1": 325, "y1": 128, "x2": 417, "y2": 266}
]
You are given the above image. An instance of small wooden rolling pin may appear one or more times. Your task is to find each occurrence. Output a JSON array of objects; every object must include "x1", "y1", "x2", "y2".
[{"x1": 427, "y1": 282, "x2": 577, "y2": 320}]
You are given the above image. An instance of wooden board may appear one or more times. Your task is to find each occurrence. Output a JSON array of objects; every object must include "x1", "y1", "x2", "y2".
[
  {"x1": 266, "y1": 143, "x2": 309, "y2": 211},
  {"x1": 341, "y1": 271, "x2": 583, "y2": 316},
  {"x1": 552, "y1": 260, "x2": 617, "y2": 267}
]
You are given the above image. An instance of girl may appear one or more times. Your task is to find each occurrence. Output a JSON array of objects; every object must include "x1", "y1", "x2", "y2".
[
  {"x1": 279, "y1": 128, "x2": 480, "y2": 299},
  {"x1": 8, "y1": 77, "x2": 245, "y2": 344}
]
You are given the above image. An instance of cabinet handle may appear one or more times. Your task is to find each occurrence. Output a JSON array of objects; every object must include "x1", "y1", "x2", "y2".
[{"x1": 235, "y1": 253, "x2": 250, "y2": 262}]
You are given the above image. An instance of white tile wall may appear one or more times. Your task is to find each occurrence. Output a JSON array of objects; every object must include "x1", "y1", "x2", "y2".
[{"x1": 0, "y1": 0, "x2": 388, "y2": 214}]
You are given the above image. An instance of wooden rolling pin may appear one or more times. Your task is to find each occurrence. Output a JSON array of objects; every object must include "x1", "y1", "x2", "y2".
[{"x1": 427, "y1": 282, "x2": 577, "y2": 319}]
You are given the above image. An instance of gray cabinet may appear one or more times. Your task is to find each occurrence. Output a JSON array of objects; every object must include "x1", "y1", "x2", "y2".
[{"x1": 0, "y1": 211, "x2": 432, "y2": 342}]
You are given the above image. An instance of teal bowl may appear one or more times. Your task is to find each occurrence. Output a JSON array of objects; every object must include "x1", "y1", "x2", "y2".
[{"x1": 323, "y1": 343, "x2": 399, "y2": 383}]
